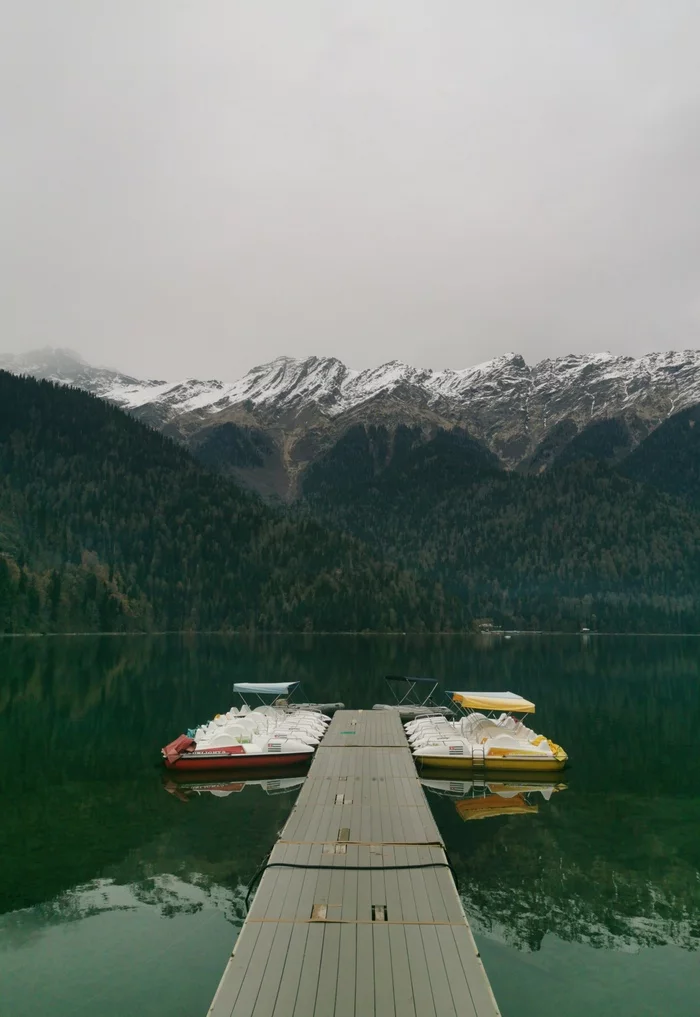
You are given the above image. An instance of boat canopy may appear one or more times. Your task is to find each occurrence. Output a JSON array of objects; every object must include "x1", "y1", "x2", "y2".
[
  {"x1": 233, "y1": 682, "x2": 300, "y2": 696},
  {"x1": 450, "y1": 691, "x2": 536, "y2": 714}
]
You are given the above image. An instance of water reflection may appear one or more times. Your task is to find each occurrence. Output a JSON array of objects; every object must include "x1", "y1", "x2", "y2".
[
  {"x1": 0, "y1": 634, "x2": 699, "y2": 1017},
  {"x1": 427, "y1": 778, "x2": 700, "y2": 955},
  {"x1": 421, "y1": 776, "x2": 567, "y2": 820},
  {"x1": 0, "y1": 876, "x2": 244, "y2": 949},
  {"x1": 162, "y1": 771, "x2": 308, "y2": 802}
]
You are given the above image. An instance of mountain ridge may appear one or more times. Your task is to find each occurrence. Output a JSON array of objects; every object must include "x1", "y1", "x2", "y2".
[{"x1": 3, "y1": 346, "x2": 700, "y2": 498}]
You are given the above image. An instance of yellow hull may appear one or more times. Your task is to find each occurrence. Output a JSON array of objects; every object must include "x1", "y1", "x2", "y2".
[{"x1": 414, "y1": 754, "x2": 567, "y2": 772}]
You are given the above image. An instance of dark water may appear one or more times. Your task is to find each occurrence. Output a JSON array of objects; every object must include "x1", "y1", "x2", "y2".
[{"x1": 0, "y1": 635, "x2": 699, "y2": 1017}]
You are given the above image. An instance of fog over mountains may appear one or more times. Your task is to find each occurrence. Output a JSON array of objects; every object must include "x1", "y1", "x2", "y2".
[{"x1": 3, "y1": 346, "x2": 700, "y2": 498}]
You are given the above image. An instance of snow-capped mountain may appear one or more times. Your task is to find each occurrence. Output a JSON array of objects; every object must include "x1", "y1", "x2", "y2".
[{"x1": 3, "y1": 346, "x2": 700, "y2": 495}]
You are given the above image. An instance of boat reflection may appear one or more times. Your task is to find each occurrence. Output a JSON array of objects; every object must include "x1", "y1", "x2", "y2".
[
  {"x1": 163, "y1": 766, "x2": 308, "y2": 802},
  {"x1": 421, "y1": 774, "x2": 567, "y2": 821}
]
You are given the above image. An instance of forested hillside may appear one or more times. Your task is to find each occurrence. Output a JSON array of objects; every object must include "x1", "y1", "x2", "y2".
[
  {"x1": 303, "y1": 424, "x2": 700, "y2": 631},
  {"x1": 0, "y1": 373, "x2": 457, "y2": 633},
  {"x1": 622, "y1": 404, "x2": 700, "y2": 504},
  {"x1": 2, "y1": 374, "x2": 699, "y2": 634}
]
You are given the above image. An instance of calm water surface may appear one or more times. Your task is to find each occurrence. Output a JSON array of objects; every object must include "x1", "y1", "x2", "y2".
[{"x1": 0, "y1": 635, "x2": 698, "y2": 1016}]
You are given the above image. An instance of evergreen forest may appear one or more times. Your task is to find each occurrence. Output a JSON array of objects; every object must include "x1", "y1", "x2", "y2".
[
  {"x1": 302, "y1": 423, "x2": 700, "y2": 632},
  {"x1": 0, "y1": 373, "x2": 453, "y2": 633},
  {"x1": 2, "y1": 372, "x2": 700, "y2": 633}
]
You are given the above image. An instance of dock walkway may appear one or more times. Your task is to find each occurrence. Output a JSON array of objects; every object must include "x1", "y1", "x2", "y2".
[{"x1": 208, "y1": 709, "x2": 500, "y2": 1017}]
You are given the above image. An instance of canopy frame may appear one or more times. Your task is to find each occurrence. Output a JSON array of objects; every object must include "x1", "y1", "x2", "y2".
[
  {"x1": 384, "y1": 674, "x2": 441, "y2": 708},
  {"x1": 232, "y1": 681, "x2": 303, "y2": 708}
]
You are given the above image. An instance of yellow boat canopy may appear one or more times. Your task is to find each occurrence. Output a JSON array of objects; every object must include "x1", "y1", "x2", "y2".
[{"x1": 451, "y1": 691, "x2": 536, "y2": 714}]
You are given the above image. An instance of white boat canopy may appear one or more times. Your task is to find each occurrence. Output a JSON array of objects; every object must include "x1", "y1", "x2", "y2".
[
  {"x1": 450, "y1": 691, "x2": 535, "y2": 714},
  {"x1": 233, "y1": 682, "x2": 300, "y2": 696}
]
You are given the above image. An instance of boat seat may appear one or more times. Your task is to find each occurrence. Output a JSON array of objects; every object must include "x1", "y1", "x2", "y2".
[{"x1": 204, "y1": 726, "x2": 251, "y2": 747}]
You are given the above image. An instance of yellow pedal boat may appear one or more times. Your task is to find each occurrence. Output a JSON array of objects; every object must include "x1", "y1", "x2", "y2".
[{"x1": 408, "y1": 691, "x2": 568, "y2": 772}]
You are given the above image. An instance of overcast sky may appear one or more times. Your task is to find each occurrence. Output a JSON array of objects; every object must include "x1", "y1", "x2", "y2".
[{"x1": 2, "y1": 2, "x2": 700, "y2": 380}]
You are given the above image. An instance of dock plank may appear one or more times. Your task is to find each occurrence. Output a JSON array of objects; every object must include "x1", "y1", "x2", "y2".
[
  {"x1": 292, "y1": 924, "x2": 324, "y2": 1017},
  {"x1": 315, "y1": 922, "x2": 341, "y2": 1012},
  {"x1": 269, "y1": 924, "x2": 309, "y2": 1017},
  {"x1": 355, "y1": 923, "x2": 375, "y2": 1017}
]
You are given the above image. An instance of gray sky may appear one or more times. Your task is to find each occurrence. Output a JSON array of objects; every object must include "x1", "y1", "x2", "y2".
[{"x1": 2, "y1": 2, "x2": 700, "y2": 380}]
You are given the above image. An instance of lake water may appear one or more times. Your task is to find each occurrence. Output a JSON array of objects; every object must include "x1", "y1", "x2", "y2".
[{"x1": 0, "y1": 634, "x2": 698, "y2": 1017}]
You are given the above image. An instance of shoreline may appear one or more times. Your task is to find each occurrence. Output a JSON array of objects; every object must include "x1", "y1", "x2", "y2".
[{"x1": 1, "y1": 629, "x2": 700, "y2": 638}]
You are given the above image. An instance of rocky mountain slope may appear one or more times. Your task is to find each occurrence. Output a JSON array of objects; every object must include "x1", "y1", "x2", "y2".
[{"x1": 3, "y1": 347, "x2": 700, "y2": 498}]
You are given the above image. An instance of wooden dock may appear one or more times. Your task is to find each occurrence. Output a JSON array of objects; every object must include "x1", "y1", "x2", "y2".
[{"x1": 208, "y1": 710, "x2": 500, "y2": 1017}]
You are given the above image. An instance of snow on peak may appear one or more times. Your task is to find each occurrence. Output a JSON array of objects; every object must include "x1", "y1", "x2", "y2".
[
  {"x1": 340, "y1": 360, "x2": 431, "y2": 410},
  {"x1": 219, "y1": 355, "x2": 353, "y2": 412},
  {"x1": 4, "y1": 348, "x2": 700, "y2": 456}
]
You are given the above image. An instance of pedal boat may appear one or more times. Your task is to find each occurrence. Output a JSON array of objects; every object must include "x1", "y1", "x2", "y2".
[
  {"x1": 408, "y1": 691, "x2": 568, "y2": 772},
  {"x1": 161, "y1": 681, "x2": 329, "y2": 772}
]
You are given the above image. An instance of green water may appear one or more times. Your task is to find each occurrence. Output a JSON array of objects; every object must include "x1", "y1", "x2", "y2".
[{"x1": 0, "y1": 635, "x2": 698, "y2": 1016}]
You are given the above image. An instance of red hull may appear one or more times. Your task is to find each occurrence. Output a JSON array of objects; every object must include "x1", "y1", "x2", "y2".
[{"x1": 164, "y1": 751, "x2": 313, "y2": 772}]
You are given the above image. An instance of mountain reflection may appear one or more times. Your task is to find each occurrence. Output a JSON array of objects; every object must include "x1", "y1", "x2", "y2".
[
  {"x1": 427, "y1": 780, "x2": 699, "y2": 953},
  {"x1": 0, "y1": 633, "x2": 699, "y2": 958},
  {"x1": 0, "y1": 876, "x2": 246, "y2": 952}
]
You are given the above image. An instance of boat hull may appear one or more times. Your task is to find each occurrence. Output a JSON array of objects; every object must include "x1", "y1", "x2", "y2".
[
  {"x1": 164, "y1": 750, "x2": 314, "y2": 772},
  {"x1": 413, "y1": 753, "x2": 567, "y2": 772}
]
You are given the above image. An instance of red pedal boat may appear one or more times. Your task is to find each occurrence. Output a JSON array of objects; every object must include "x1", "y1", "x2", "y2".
[
  {"x1": 161, "y1": 681, "x2": 328, "y2": 773},
  {"x1": 161, "y1": 734, "x2": 315, "y2": 771}
]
